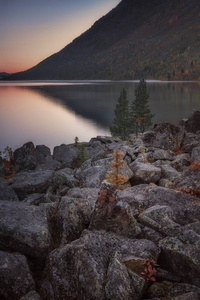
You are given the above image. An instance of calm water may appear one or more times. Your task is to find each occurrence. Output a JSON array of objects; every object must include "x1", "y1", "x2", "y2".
[{"x1": 0, "y1": 80, "x2": 200, "y2": 153}]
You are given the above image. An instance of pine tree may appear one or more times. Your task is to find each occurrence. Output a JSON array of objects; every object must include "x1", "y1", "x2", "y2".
[
  {"x1": 106, "y1": 148, "x2": 129, "y2": 189},
  {"x1": 110, "y1": 88, "x2": 130, "y2": 139},
  {"x1": 130, "y1": 79, "x2": 154, "y2": 135}
]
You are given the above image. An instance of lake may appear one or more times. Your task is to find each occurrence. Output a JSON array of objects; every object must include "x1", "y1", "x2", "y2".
[{"x1": 0, "y1": 80, "x2": 200, "y2": 153}]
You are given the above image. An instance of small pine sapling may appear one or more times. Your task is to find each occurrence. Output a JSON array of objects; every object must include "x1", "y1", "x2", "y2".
[{"x1": 106, "y1": 148, "x2": 129, "y2": 189}]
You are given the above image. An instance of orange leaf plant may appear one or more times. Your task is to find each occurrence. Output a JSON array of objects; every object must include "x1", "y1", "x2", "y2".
[
  {"x1": 190, "y1": 161, "x2": 200, "y2": 170},
  {"x1": 141, "y1": 258, "x2": 159, "y2": 284},
  {"x1": 106, "y1": 148, "x2": 129, "y2": 189}
]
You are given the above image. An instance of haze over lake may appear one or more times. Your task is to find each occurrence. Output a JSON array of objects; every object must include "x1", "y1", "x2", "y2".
[{"x1": 0, "y1": 80, "x2": 200, "y2": 153}]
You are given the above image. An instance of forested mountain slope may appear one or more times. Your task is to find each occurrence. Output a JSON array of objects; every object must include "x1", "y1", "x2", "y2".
[{"x1": 7, "y1": 0, "x2": 200, "y2": 80}]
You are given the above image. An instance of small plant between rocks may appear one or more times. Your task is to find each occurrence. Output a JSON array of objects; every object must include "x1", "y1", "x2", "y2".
[
  {"x1": 141, "y1": 258, "x2": 159, "y2": 284},
  {"x1": 190, "y1": 161, "x2": 200, "y2": 170},
  {"x1": 0, "y1": 146, "x2": 16, "y2": 178},
  {"x1": 106, "y1": 148, "x2": 129, "y2": 189}
]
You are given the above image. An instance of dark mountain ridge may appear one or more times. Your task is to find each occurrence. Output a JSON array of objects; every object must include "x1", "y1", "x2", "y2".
[{"x1": 7, "y1": 0, "x2": 200, "y2": 80}]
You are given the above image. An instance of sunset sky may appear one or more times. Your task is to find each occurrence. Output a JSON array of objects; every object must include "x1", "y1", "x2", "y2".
[{"x1": 0, "y1": 0, "x2": 120, "y2": 74}]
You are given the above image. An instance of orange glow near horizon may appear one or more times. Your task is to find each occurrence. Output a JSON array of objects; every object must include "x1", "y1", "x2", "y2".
[{"x1": 0, "y1": 1, "x2": 120, "y2": 74}]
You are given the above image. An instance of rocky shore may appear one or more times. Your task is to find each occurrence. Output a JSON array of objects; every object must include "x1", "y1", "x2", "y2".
[{"x1": 0, "y1": 111, "x2": 200, "y2": 300}]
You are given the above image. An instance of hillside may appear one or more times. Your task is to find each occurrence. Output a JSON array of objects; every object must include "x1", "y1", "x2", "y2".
[{"x1": 7, "y1": 0, "x2": 200, "y2": 80}]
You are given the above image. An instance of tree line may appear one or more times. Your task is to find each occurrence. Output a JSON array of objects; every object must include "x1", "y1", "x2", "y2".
[{"x1": 110, "y1": 79, "x2": 154, "y2": 139}]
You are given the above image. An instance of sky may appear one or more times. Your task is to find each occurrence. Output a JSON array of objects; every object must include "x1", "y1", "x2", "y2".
[{"x1": 0, "y1": 0, "x2": 121, "y2": 74}]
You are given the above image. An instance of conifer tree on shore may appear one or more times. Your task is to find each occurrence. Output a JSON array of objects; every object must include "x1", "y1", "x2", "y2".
[
  {"x1": 110, "y1": 80, "x2": 154, "y2": 139},
  {"x1": 110, "y1": 88, "x2": 130, "y2": 139},
  {"x1": 130, "y1": 79, "x2": 154, "y2": 135}
]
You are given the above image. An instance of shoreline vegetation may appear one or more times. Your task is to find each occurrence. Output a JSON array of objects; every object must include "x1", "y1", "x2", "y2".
[{"x1": 0, "y1": 110, "x2": 200, "y2": 299}]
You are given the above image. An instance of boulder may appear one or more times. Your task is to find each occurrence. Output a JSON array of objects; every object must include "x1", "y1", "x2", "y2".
[
  {"x1": 35, "y1": 157, "x2": 62, "y2": 171},
  {"x1": 48, "y1": 194, "x2": 96, "y2": 246},
  {"x1": 0, "y1": 186, "x2": 19, "y2": 201},
  {"x1": 146, "y1": 281, "x2": 200, "y2": 299},
  {"x1": 172, "y1": 153, "x2": 190, "y2": 170},
  {"x1": 138, "y1": 205, "x2": 180, "y2": 237},
  {"x1": 105, "y1": 252, "x2": 145, "y2": 300},
  {"x1": 0, "y1": 250, "x2": 35, "y2": 300},
  {"x1": 66, "y1": 187, "x2": 99, "y2": 200},
  {"x1": 0, "y1": 177, "x2": 8, "y2": 187},
  {"x1": 181, "y1": 132, "x2": 200, "y2": 153},
  {"x1": 96, "y1": 135, "x2": 118, "y2": 144},
  {"x1": 158, "y1": 178, "x2": 173, "y2": 188},
  {"x1": 10, "y1": 170, "x2": 54, "y2": 200},
  {"x1": 53, "y1": 144, "x2": 80, "y2": 168},
  {"x1": 173, "y1": 165, "x2": 200, "y2": 190},
  {"x1": 159, "y1": 237, "x2": 200, "y2": 287},
  {"x1": 14, "y1": 142, "x2": 37, "y2": 171},
  {"x1": 119, "y1": 145, "x2": 137, "y2": 161},
  {"x1": 0, "y1": 200, "x2": 50, "y2": 259},
  {"x1": 118, "y1": 185, "x2": 200, "y2": 226},
  {"x1": 20, "y1": 291, "x2": 41, "y2": 300},
  {"x1": 89, "y1": 180, "x2": 141, "y2": 238},
  {"x1": 152, "y1": 149, "x2": 174, "y2": 161},
  {"x1": 42, "y1": 230, "x2": 158, "y2": 300},
  {"x1": 34, "y1": 145, "x2": 51, "y2": 163},
  {"x1": 52, "y1": 168, "x2": 78, "y2": 191},
  {"x1": 130, "y1": 161, "x2": 161, "y2": 184},
  {"x1": 143, "y1": 123, "x2": 185, "y2": 151},
  {"x1": 75, "y1": 158, "x2": 113, "y2": 188},
  {"x1": 191, "y1": 146, "x2": 200, "y2": 162},
  {"x1": 183, "y1": 110, "x2": 200, "y2": 133},
  {"x1": 154, "y1": 160, "x2": 181, "y2": 182},
  {"x1": 22, "y1": 193, "x2": 48, "y2": 205}
]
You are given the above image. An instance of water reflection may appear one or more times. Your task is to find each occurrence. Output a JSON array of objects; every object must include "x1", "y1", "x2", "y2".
[
  {"x1": 0, "y1": 85, "x2": 110, "y2": 152},
  {"x1": 0, "y1": 81, "x2": 200, "y2": 152}
]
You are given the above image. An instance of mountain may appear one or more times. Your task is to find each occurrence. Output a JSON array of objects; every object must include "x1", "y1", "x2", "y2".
[
  {"x1": 7, "y1": 0, "x2": 200, "y2": 80},
  {"x1": 0, "y1": 72, "x2": 12, "y2": 79}
]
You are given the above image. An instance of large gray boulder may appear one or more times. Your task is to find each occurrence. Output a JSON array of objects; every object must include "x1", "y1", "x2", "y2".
[
  {"x1": 146, "y1": 281, "x2": 200, "y2": 299},
  {"x1": 130, "y1": 161, "x2": 161, "y2": 184},
  {"x1": 35, "y1": 157, "x2": 62, "y2": 171},
  {"x1": 0, "y1": 201, "x2": 50, "y2": 259},
  {"x1": 191, "y1": 146, "x2": 200, "y2": 162},
  {"x1": 118, "y1": 185, "x2": 200, "y2": 226},
  {"x1": 0, "y1": 250, "x2": 35, "y2": 300},
  {"x1": 89, "y1": 180, "x2": 140, "y2": 238},
  {"x1": 34, "y1": 145, "x2": 51, "y2": 163},
  {"x1": 52, "y1": 168, "x2": 78, "y2": 191},
  {"x1": 14, "y1": 142, "x2": 51, "y2": 172},
  {"x1": 105, "y1": 252, "x2": 145, "y2": 300},
  {"x1": 143, "y1": 123, "x2": 185, "y2": 151},
  {"x1": 183, "y1": 110, "x2": 200, "y2": 133},
  {"x1": 53, "y1": 144, "x2": 80, "y2": 168},
  {"x1": 181, "y1": 132, "x2": 200, "y2": 153},
  {"x1": 152, "y1": 149, "x2": 174, "y2": 161},
  {"x1": 41, "y1": 230, "x2": 158, "y2": 300},
  {"x1": 20, "y1": 291, "x2": 41, "y2": 300},
  {"x1": 159, "y1": 237, "x2": 200, "y2": 287},
  {"x1": 155, "y1": 162, "x2": 181, "y2": 182},
  {"x1": 48, "y1": 194, "x2": 96, "y2": 246},
  {"x1": 14, "y1": 142, "x2": 37, "y2": 171},
  {"x1": 75, "y1": 158, "x2": 112, "y2": 188},
  {"x1": 10, "y1": 170, "x2": 54, "y2": 200},
  {"x1": 138, "y1": 205, "x2": 180, "y2": 237},
  {"x1": 0, "y1": 186, "x2": 19, "y2": 201}
]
